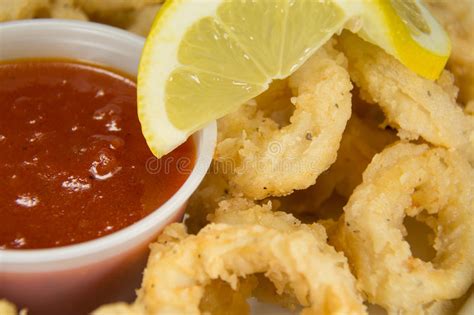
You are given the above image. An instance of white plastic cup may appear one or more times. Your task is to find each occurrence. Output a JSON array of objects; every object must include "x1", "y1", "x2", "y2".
[{"x1": 0, "y1": 19, "x2": 216, "y2": 314}]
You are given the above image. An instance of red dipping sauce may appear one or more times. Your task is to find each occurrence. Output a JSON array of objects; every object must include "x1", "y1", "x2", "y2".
[{"x1": 0, "y1": 60, "x2": 195, "y2": 249}]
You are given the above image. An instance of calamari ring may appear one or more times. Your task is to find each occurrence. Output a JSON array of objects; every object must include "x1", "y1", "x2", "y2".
[
  {"x1": 271, "y1": 112, "x2": 396, "y2": 215},
  {"x1": 330, "y1": 142, "x2": 474, "y2": 314},
  {"x1": 339, "y1": 32, "x2": 474, "y2": 163},
  {"x1": 209, "y1": 198, "x2": 366, "y2": 311},
  {"x1": 216, "y1": 41, "x2": 352, "y2": 199},
  {"x1": 95, "y1": 218, "x2": 366, "y2": 314}
]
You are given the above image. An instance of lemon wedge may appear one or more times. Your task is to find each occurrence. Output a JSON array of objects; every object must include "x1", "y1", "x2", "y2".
[
  {"x1": 138, "y1": 0, "x2": 450, "y2": 157},
  {"x1": 138, "y1": 0, "x2": 354, "y2": 157},
  {"x1": 354, "y1": 0, "x2": 450, "y2": 80}
]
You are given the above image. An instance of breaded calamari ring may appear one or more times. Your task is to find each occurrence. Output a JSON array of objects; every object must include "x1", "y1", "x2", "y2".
[
  {"x1": 330, "y1": 142, "x2": 474, "y2": 314},
  {"x1": 216, "y1": 41, "x2": 352, "y2": 199},
  {"x1": 271, "y1": 111, "x2": 397, "y2": 215},
  {"x1": 339, "y1": 32, "x2": 474, "y2": 162},
  {"x1": 95, "y1": 220, "x2": 367, "y2": 314},
  {"x1": 209, "y1": 197, "x2": 351, "y2": 311},
  {"x1": 209, "y1": 198, "x2": 306, "y2": 310}
]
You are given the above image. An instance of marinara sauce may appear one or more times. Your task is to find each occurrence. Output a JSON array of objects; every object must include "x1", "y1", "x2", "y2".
[{"x1": 0, "y1": 60, "x2": 195, "y2": 249}]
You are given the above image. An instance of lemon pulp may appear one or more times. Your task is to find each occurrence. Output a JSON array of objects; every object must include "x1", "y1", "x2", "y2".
[{"x1": 166, "y1": 1, "x2": 346, "y2": 131}]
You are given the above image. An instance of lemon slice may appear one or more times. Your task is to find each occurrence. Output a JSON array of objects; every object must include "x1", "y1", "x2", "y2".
[
  {"x1": 138, "y1": 0, "x2": 450, "y2": 157},
  {"x1": 354, "y1": 0, "x2": 450, "y2": 80},
  {"x1": 138, "y1": 0, "x2": 353, "y2": 157}
]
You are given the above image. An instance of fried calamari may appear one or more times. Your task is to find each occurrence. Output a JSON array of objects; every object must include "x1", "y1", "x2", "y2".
[
  {"x1": 271, "y1": 109, "x2": 396, "y2": 216},
  {"x1": 330, "y1": 143, "x2": 474, "y2": 314},
  {"x1": 339, "y1": 32, "x2": 474, "y2": 163},
  {"x1": 215, "y1": 41, "x2": 352, "y2": 199},
  {"x1": 95, "y1": 207, "x2": 366, "y2": 315},
  {"x1": 3, "y1": 3, "x2": 474, "y2": 313}
]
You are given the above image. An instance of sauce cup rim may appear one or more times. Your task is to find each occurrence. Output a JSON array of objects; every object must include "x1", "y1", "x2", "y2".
[{"x1": 0, "y1": 19, "x2": 217, "y2": 265}]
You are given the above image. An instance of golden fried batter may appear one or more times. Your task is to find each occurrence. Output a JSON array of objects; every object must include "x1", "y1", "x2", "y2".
[
  {"x1": 330, "y1": 143, "x2": 474, "y2": 314},
  {"x1": 95, "y1": 208, "x2": 367, "y2": 315},
  {"x1": 216, "y1": 41, "x2": 352, "y2": 199},
  {"x1": 339, "y1": 32, "x2": 474, "y2": 163},
  {"x1": 271, "y1": 109, "x2": 397, "y2": 216}
]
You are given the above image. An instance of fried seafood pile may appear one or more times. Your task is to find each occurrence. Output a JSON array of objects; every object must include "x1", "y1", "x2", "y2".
[
  {"x1": 97, "y1": 6, "x2": 472, "y2": 314},
  {"x1": 95, "y1": 204, "x2": 367, "y2": 315},
  {"x1": 2, "y1": 1, "x2": 474, "y2": 314},
  {"x1": 97, "y1": 37, "x2": 473, "y2": 315}
]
